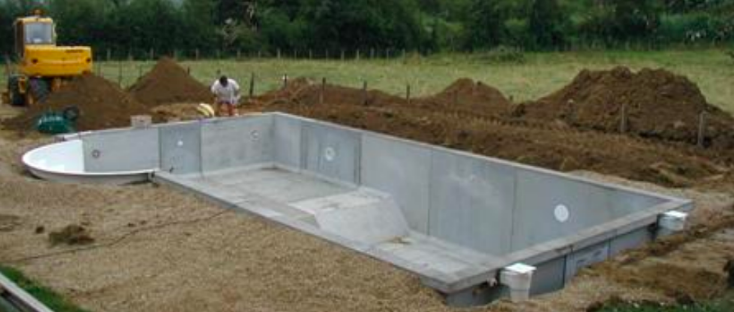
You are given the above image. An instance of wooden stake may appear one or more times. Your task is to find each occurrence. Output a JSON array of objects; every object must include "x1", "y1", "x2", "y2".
[
  {"x1": 619, "y1": 104, "x2": 628, "y2": 133},
  {"x1": 320, "y1": 78, "x2": 326, "y2": 104},
  {"x1": 283, "y1": 74, "x2": 288, "y2": 89},
  {"x1": 698, "y1": 111, "x2": 707, "y2": 148},
  {"x1": 362, "y1": 80, "x2": 368, "y2": 105}
]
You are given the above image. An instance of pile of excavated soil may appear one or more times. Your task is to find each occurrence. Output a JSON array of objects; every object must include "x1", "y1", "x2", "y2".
[
  {"x1": 253, "y1": 78, "x2": 513, "y2": 118},
  {"x1": 128, "y1": 57, "x2": 211, "y2": 106},
  {"x1": 255, "y1": 78, "x2": 402, "y2": 108},
  {"x1": 3, "y1": 73, "x2": 150, "y2": 131},
  {"x1": 420, "y1": 78, "x2": 512, "y2": 115},
  {"x1": 514, "y1": 67, "x2": 734, "y2": 149}
]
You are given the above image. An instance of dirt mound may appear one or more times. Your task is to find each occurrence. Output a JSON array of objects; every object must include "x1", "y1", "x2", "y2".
[
  {"x1": 128, "y1": 57, "x2": 211, "y2": 106},
  {"x1": 515, "y1": 67, "x2": 734, "y2": 148},
  {"x1": 255, "y1": 78, "x2": 401, "y2": 108},
  {"x1": 421, "y1": 78, "x2": 512, "y2": 115},
  {"x1": 254, "y1": 78, "x2": 512, "y2": 118},
  {"x1": 48, "y1": 224, "x2": 94, "y2": 246},
  {"x1": 3, "y1": 73, "x2": 150, "y2": 131}
]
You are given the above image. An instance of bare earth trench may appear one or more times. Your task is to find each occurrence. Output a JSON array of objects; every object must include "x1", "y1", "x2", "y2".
[{"x1": 0, "y1": 107, "x2": 733, "y2": 311}]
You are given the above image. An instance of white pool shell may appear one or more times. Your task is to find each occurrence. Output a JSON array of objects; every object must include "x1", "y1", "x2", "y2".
[
  {"x1": 22, "y1": 139, "x2": 152, "y2": 185},
  {"x1": 23, "y1": 113, "x2": 692, "y2": 306}
]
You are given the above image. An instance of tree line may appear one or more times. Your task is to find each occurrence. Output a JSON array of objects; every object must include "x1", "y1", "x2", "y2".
[{"x1": 1, "y1": 0, "x2": 733, "y2": 59}]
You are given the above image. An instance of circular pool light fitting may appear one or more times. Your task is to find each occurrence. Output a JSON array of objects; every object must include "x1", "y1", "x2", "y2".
[
  {"x1": 324, "y1": 147, "x2": 336, "y2": 162},
  {"x1": 554, "y1": 204, "x2": 570, "y2": 223}
]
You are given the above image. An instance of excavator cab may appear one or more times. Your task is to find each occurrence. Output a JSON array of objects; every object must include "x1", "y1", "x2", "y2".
[
  {"x1": 3, "y1": 10, "x2": 93, "y2": 107},
  {"x1": 15, "y1": 16, "x2": 56, "y2": 54}
]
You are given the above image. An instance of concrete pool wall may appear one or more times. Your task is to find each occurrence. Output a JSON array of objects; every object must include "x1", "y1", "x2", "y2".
[{"x1": 41, "y1": 113, "x2": 691, "y2": 306}]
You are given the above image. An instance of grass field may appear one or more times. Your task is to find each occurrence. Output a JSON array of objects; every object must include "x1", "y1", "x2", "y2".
[{"x1": 2, "y1": 50, "x2": 734, "y2": 113}]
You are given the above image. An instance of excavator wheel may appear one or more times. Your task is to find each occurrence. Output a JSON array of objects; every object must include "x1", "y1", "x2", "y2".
[{"x1": 7, "y1": 76, "x2": 25, "y2": 107}]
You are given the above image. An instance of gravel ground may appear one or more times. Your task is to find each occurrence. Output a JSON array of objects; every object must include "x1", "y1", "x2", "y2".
[{"x1": 0, "y1": 129, "x2": 732, "y2": 312}]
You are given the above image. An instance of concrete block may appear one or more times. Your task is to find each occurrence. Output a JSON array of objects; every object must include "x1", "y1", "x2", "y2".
[
  {"x1": 301, "y1": 122, "x2": 360, "y2": 184},
  {"x1": 361, "y1": 134, "x2": 431, "y2": 233},
  {"x1": 428, "y1": 149, "x2": 515, "y2": 255},
  {"x1": 273, "y1": 115, "x2": 302, "y2": 169},
  {"x1": 513, "y1": 169, "x2": 613, "y2": 251},
  {"x1": 201, "y1": 116, "x2": 273, "y2": 172},
  {"x1": 82, "y1": 128, "x2": 159, "y2": 172},
  {"x1": 159, "y1": 122, "x2": 202, "y2": 175}
]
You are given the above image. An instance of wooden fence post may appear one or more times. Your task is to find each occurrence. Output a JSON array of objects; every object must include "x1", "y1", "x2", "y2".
[
  {"x1": 149, "y1": 48, "x2": 154, "y2": 61},
  {"x1": 356, "y1": 49, "x2": 360, "y2": 61},
  {"x1": 283, "y1": 74, "x2": 288, "y2": 89},
  {"x1": 195, "y1": 48, "x2": 200, "y2": 61},
  {"x1": 277, "y1": 48, "x2": 281, "y2": 59},
  {"x1": 320, "y1": 78, "x2": 326, "y2": 104},
  {"x1": 340, "y1": 49, "x2": 345, "y2": 61},
  {"x1": 249, "y1": 72, "x2": 255, "y2": 98},
  {"x1": 117, "y1": 61, "x2": 123, "y2": 87},
  {"x1": 619, "y1": 104, "x2": 628, "y2": 133},
  {"x1": 406, "y1": 83, "x2": 411, "y2": 104},
  {"x1": 362, "y1": 80, "x2": 368, "y2": 105},
  {"x1": 106, "y1": 48, "x2": 111, "y2": 62}
]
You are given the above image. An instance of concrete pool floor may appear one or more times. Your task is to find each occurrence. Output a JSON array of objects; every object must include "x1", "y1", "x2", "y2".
[{"x1": 177, "y1": 166, "x2": 504, "y2": 285}]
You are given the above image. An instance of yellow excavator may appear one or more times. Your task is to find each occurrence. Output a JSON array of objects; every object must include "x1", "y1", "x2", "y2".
[{"x1": 2, "y1": 10, "x2": 93, "y2": 106}]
